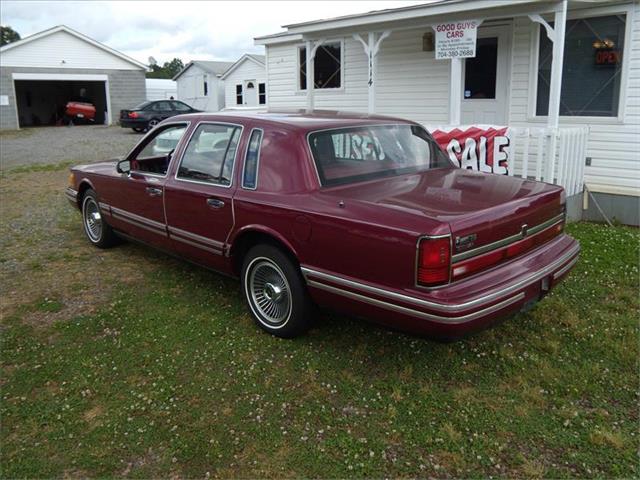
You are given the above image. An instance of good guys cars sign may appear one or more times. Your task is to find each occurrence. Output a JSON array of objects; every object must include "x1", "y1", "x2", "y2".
[
  {"x1": 434, "y1": 20, "x2": 480, "y2": 59},
  {"x1": 431, "y1": 126, "x2": 510, "y2": 175}
]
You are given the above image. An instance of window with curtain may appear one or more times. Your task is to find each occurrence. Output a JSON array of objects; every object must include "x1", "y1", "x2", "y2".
[
  {"x1": 299, "y1": 42, "x2": 342, "y2": 90},
  {"x1": 536, "y1": 14, "x2": 626, "y2": 117}
]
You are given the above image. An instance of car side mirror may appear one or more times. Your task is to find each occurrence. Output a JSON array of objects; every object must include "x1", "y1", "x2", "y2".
[{"x1": 116, "y1": 158, "x2": 131, "y2": 174}]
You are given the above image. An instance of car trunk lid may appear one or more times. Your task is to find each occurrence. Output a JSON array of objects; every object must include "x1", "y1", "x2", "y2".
[{"x1": 325, "y1": 167, "x2": 565, "y2": 271}]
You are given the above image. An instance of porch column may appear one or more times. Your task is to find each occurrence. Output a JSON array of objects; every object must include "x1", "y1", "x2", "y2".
[
  {"x1": 547, "y1": 0, "x2": 567, "y2": 129},
  {"x1": 354, "y1": 31, "x2": 391, "y2": 114},
  {"x1": 449, "y1": 58, "x2": 463, "y2": 125},
  {"x1": 305, "y1": 39, "x2": 325, "y2": 112}
]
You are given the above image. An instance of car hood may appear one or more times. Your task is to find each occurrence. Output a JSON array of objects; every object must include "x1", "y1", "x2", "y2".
[{"x1": 74, "y1": 159, "x2": 120, "y2": 175}]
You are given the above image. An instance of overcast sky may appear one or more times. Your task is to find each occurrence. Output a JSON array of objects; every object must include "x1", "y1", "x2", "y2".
[{"x1": 1, "y1": 1, "x2": 425, "y2": 66}]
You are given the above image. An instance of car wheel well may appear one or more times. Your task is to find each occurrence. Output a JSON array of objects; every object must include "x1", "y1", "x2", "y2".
[
  {"x1": 231, "y1": 231, "x2": 298, "y2": 276},
  {"x1": 76, "y1": 181, "x2": 93, "y2": 209}
]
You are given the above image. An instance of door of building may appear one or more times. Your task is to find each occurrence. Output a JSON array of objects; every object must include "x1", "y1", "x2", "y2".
[
  {"x1": 461, "y1": 26, "x2": 510, "y2": 124},
  {"x1": 243, "y1": 80, "x2": 257, "y2": 107}
]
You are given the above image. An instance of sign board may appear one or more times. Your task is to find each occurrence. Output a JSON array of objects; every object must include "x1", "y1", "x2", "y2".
[
  {"x1": 431, "y1": 126, "x2": 510, "y2": 175},
  {"x1": 433, "y1": 20, "x2": 479, "y2": 59},
  {"x1": 0, "y1": 95, "x2": 8, "y2": 106}
]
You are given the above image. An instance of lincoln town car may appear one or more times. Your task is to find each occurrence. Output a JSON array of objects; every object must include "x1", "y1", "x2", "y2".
[{"x1": 65, "y1": 111, "x2": 580, "y2": 339}]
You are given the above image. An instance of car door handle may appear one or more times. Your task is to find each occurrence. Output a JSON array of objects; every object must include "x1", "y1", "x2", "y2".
[
  {"x1": 146, "y1": 186, "x2": 163, "y2": 197},
  {"x1": 206, "y1": 198, "x2": 225, "y2": 209}
]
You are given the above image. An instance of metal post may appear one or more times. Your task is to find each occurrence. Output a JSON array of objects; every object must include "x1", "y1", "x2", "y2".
[{"x1": 354, "y1": 31, "x2": 391, "y2": 114}]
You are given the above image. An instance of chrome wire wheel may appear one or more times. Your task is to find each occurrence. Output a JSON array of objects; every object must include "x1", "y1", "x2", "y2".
[
  {"x1": 83, "y1": 197, "x2": 102, "y2": 242},
  {"x1": 247, "y1": 257, "x2": 292, "y2": 327}
]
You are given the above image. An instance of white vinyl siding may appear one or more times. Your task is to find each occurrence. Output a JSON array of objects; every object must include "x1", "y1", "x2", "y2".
[
  {"x1": 176, "y1": 65, "x2": 223, "y2": 112},
  {"x1": 0, "y1": 30, "x2": 139, "y2": 70},
  {"x1": 508, "y1": 8, "x2": 640, "y2": 197},
  {"x1": 266, "y1": 29, "x2": 450, "y2": 123},
  {"x1": 223, "y1": 59, "x2": 266, "y2": 108}
]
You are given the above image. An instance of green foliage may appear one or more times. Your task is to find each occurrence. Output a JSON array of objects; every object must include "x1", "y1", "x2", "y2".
[
  {"x1": 0, "y1": 25, "x2": 20, "y2": 46},
  {"x1": 146, "y1": 58, "x2": 185, "y2": 79}
]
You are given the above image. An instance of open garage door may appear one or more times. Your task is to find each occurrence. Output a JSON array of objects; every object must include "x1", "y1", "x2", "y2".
[{"x1": 13, "y1": 74, "x2": 109, "y2": 127}]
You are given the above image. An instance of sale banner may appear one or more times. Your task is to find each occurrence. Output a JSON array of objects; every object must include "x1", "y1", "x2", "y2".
[{"x1": 431, "y1": 126, "x2": 510, "y2": 175}]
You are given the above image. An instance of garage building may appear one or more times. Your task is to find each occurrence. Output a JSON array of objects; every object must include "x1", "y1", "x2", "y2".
[{"x1": 0, "y1": 25, "x2": 147, "y2": 130}]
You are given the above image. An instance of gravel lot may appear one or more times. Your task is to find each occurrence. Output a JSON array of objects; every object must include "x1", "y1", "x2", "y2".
[{"x1": 0, "y1": 125, "x2": 142, "y2": 170}]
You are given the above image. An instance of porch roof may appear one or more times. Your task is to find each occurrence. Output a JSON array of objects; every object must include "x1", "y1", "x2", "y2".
[{"x1": 254, "y1": 0, "x2": 617, "y2": 44}]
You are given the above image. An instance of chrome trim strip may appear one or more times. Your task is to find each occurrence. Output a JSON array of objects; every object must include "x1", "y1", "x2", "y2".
[
  {"x1": 112, "y1": 214, "x2": 166, "y2": 235},
  {"x1": 307, "y1": 279, "x2": 526, "y2": 324},
  {"x1": 98, "y1": 202, "x2": 111, "y2": 213},
  {"x1": 65, "y1": 188, "x2": 78, "y2": 199},
  {"x1": 167, "y1": 226, "x2": 224, "y2": 248},
  {"x1": 553, "y1": 255, "x2": 578, "y2": 280},
  {"x1": 301, "y1": 241, "x2": 580, "y2": 314},
  {"x1": 171, "y1": 234, "x2": 223, "y2": 255},
  {"x1": 173, "y1": 121, "x2": 244, "y2": 189},
  {"x1": 452, "y1": 213, "x2": 566, "y2": 263},
  {"x1": 110, "y1": 206, "x2": 166, "y2": 232}
]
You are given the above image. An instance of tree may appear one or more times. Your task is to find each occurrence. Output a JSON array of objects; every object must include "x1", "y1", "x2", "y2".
[
  {"x1": 162, "y1": 58, "x2": 185, "y2": 78},
  {"x1": 145, "y1": 57, "x2": 184, "y2": 79},
  {"x1": 1, "y1": 26, "x2": 20, "y2": 47}
]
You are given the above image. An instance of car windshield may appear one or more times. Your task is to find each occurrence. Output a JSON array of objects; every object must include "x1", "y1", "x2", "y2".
[
  {"x1": 308, "y1": 124, "x2": 453, "y2": 187},
  {"x1": 134, "y1": 101, "x2": 151, "y2": 110}
]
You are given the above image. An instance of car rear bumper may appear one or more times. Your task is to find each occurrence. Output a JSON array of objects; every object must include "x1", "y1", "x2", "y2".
[
  {"x1": 302, "y1": 234, "x2": 580, "y2": 338},
  {"x1": 119, "y1": 118, "x2": 147, "y2": 128}
]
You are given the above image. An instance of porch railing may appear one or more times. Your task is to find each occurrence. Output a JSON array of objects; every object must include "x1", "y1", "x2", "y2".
[{"x1": 508, "y1": 126, "x2": 589, "y2": 197}]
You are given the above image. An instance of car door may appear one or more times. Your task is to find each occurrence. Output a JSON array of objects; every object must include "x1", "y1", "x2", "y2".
[
  {"x1": 152, "y1": 101, "x2": 175, "y2": 121},
  {"x1": 163, "y1": 121, "x2": 244, "y2": 271},
  {"x1": 106, "y1": 122, "x2": 190, "y2": 250}
]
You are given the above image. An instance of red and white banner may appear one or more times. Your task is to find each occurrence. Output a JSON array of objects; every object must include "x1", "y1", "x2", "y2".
[{"x1": 431, "y1": 126, "x2": 510, "y2": 175}]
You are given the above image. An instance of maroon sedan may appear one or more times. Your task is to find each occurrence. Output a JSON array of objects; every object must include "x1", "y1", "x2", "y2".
[{"x1": 65, "y1": 111, "x2": 579, "y2": 339}]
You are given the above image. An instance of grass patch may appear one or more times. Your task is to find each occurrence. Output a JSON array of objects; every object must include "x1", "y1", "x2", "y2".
[
  {"x1": 0, "y1": 168, "x2": 638, "y2": 478},
  {"x1": 3, "y1": 160, "x2": 76, "y2": 175}
]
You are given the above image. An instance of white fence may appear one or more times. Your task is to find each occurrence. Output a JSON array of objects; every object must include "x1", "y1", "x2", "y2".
[
  {"x1": 509, "y1": 126, "x2": 589, "y2": 197},
  {"x1": 425, "y1": 124, "x2": 589, "y2": 197}
]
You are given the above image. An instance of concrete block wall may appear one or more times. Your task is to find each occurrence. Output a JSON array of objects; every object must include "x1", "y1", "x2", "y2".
[{"x1": 0, "y1": 67, "x2": 146, "y2": 129}]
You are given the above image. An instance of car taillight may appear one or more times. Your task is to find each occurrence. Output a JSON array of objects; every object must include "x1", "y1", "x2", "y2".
[
  {"x1": 417, "y1": 236, "x2": 451, "y2": 287},
  {"x1": 128, "y1": 111, "x2": 139, "y2": 118}
]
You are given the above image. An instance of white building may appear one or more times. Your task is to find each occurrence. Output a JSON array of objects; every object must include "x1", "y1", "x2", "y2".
[
  {"x1": 172, "y1": 60, "x2": 233, "y2": 111},
  {"x1": 256, "y1": 0, "x2": 640, "y2": 225},
  {"x1": 220, "y1": 54, "x2": 267, "y2": 109},
  {"x1": 145, "y1": 78, "x2": 177, "y2": 101},
  {"x1": 0, "y1": 25, "x2": 147, "y2": 129}
]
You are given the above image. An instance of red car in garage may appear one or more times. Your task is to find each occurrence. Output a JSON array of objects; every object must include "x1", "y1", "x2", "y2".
[{"x1": 65, "y1": 111, "x2": 579, "y2": 339}]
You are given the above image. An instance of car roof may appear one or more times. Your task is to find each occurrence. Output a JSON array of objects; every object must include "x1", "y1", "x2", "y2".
[{"x1": 169, "y1": 109, "x2": 417, "y2": 133}]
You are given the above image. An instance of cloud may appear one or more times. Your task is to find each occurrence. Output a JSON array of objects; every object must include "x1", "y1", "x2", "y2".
[{"x1": 1, "y1": 0, "x2": 425, "y2": 64}]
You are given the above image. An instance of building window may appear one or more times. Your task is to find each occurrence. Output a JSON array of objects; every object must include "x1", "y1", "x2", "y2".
[
  {"x1": 299, "y1": 41, "x2": 342, "y2": 90},
  {"x1": 536, "y1": 14, "x2": 626, "y2": 117},
  {"x1": 203, "y1": 79, "x2": 208, "y2": 97},
  {"x1": 464, "y1": 37, "x2": 498, "y2": 99},
  {"x1": 236, "y1": 84, "x2": 243, "y2": 105},
  {"x1": 243, "y1": 129, "x2": 263, "y2": 189},
  {"x1": 258, "y1": 83, "x2": 266, "y2": 105}
]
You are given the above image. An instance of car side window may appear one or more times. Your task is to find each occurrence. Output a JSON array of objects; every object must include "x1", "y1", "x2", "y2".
[
  {"x1": 171, "y1": 101, "x2": 191, "y2": 112},
  {"x1": 132, "y1": 124, "x2": 187, "y2": 176},
  {"x1": 242, "y1": 129, "x2": 263, "y2": 189},
  {"x1": 152, "y1": 101, "x2": 172, "y2": 112},
  {"x1": 177, "y1": 123, "x2": 241, "y2": 186}
]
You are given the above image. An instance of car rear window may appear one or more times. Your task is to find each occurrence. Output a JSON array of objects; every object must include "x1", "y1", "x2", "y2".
[{"x1": 308, "y1": 124, "x2": 453, "y2": 187}]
